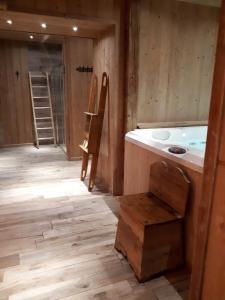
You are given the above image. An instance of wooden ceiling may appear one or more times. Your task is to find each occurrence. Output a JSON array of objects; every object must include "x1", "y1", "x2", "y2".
[
  {"x1": 0, "y1": 29, "x2": 64, "y2": 44},
  {"x1": 178, "y1": 0, "x2": 221, "y2": 7},
  {"x1": 0, "y1": 10, "x2": 114, "y2": 39}
]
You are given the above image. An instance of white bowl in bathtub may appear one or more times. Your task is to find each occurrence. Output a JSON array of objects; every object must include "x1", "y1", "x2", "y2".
[{"x1": 152, "y1": 130, "x2": 171, "y2": 141}]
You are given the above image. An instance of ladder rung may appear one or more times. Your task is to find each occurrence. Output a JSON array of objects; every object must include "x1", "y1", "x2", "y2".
[
  {"x1": 84, "y1": 112, "x2": 98, "y2": 116},
  {"x1": 79, "y1": 144, "x2": 89, "y2": 153},
  {"x1": 38, "y1": 137, "x2": 54, "y2": 140},
  {"x1": 37, "y1": 127, "x2": 53, "y2": 130},
  {"x1": 34, "y1": 107, "x2": 50, "y2": 109},
  {"x1": 33, "y1": 96, "x2": 49, "y2": 99},
  {"x1": 36, "y1": 117, "x2": 52, "y2": 120},
  {"x1": 29, "y1": 72, "x2": 55, "y2": 146},
  {"x1": 31, "y1": 75, "x2": 47, "y2": 78},
  {"x1": 32, "y1": 85, "x2": 47, "y2": 88}
]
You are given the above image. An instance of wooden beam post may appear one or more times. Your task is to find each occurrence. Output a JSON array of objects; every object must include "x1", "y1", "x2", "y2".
[
  {"x1": 125, "y1": 0, "x2": 139, "y2": 132},
  {"x1": 189, "y1": 1, "x2": 225, "y2": 299}
]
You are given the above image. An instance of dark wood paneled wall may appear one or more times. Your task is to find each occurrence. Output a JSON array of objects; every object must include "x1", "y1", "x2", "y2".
[
  {"x1": 64, "y1": 37, "x2": 93, "y2": 160},
  {"x1": 0, "y1": 39, "x2": 33, "y2": 146}
]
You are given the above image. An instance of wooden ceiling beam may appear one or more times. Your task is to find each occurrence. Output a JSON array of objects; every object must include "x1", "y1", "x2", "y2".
[
  {"x1": 177, "y1": 0, "x2": 221, "y2": 7},
  {"x1": 0, "y1": 10, "x2": 114, "y2": 39}
]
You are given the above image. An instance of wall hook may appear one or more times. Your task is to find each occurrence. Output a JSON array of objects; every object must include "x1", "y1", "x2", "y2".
[
  {"x1": 15, "y1": 71, "x2": 19, "y2": 79},
  {"x1": 76, "y1": 66, "x2": 93, "y2": 73}
]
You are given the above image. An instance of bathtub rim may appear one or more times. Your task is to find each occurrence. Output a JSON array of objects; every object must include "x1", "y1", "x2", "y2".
[{"x1": 125, "y1": 131, "x2": 205, "y2": 174}]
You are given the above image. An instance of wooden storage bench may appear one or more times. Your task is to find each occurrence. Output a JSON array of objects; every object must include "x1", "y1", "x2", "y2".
[{"x1": 115, "y1": 161, "x2": 190, "y2": 282}]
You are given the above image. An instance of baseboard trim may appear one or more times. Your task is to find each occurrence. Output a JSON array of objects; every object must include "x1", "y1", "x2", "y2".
[{"x1": 0, "y1": 143, "x2": 33, "y2": 148}]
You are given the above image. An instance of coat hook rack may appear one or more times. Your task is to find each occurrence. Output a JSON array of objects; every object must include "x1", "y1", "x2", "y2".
[{"x1": 76, "y1": 66, "x2": 93, "y2": 73}]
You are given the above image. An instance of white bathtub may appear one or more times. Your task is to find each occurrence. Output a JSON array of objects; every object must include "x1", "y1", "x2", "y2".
[{"x1": 125, "y1": 126, "x2": 207, "y2": 172}]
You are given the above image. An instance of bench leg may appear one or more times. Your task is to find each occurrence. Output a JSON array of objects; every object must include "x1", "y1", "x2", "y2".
[
  {"x1": 88, "y1": 154, "x2": 98, "y2": 192},
  {"x1": 81, "y1": 152, "x2": 89, "y2": 181}
]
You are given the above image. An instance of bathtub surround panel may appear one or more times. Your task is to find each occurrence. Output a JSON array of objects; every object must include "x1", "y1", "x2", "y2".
[
  {"x1": 126, "y1": 0, "x2": 219, "y2": 130},
  {"x1": 126, "y1": 126, "x2": 207, "y2": 172}
]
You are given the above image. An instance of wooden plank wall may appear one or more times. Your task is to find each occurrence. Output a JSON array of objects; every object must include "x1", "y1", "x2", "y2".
[
  {"x1": 126, "y1": 0, "x2": 219, "y2": 130},
  {"x1": 64, "y1": 37, "x2": 93, "y2": 160},
  {"x1": 0, "y1": 39, "x2": 33, "y2": 146},
  {"x1": 93, "y1": 16, "x2": 125, "y2": 196},
  {"x1": 125, "y1": 0, "x2": 139, "y2": 132},
  {"x1": 90, "y1": 4, "x2": 125, "y2": 195},
  {"x1": 93, "y1": 29, "x2": 115, "y2": 192}
]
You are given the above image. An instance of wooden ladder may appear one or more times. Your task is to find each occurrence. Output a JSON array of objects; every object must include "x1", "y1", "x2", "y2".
[
  {"x1": 80, "y1": 72, "x2": 109, "y2": 192},
  {"x1": 28, "y1": 72, "x2": 56, "y2": 148}
]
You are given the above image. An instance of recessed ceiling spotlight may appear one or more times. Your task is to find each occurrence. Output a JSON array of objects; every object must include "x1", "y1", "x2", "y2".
[
  {"x1": 6, "y1": 19, "x2": 12, "y2": 25},
  {"x1": 29, "y1": 35, "x2": 34, "y2": 40},
  {"x1": 41, "y1": 23, "x2": 47, "y2": 29},
  {"x1": 73, "y1": 26, "x2": 78, "y2": 32}
]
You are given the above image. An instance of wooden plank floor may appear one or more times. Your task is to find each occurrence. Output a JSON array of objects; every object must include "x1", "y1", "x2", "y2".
[{"x1": 0, "y1": 146, "x2": 189, "y2": 300}]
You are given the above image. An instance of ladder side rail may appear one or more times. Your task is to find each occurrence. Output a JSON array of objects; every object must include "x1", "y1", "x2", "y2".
[
  {"x1": 28, "y1": 72, "x2": 39, "y2": 148},
  {"x1": 46, "y1": 72, "x2": 57, "y2": 146},
  {"x1": 88, "y1": 73, "x2": 109, "y2": 191},
  {"x1": 87, "y1": 74, "x2": 98, "y2": 113}
]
